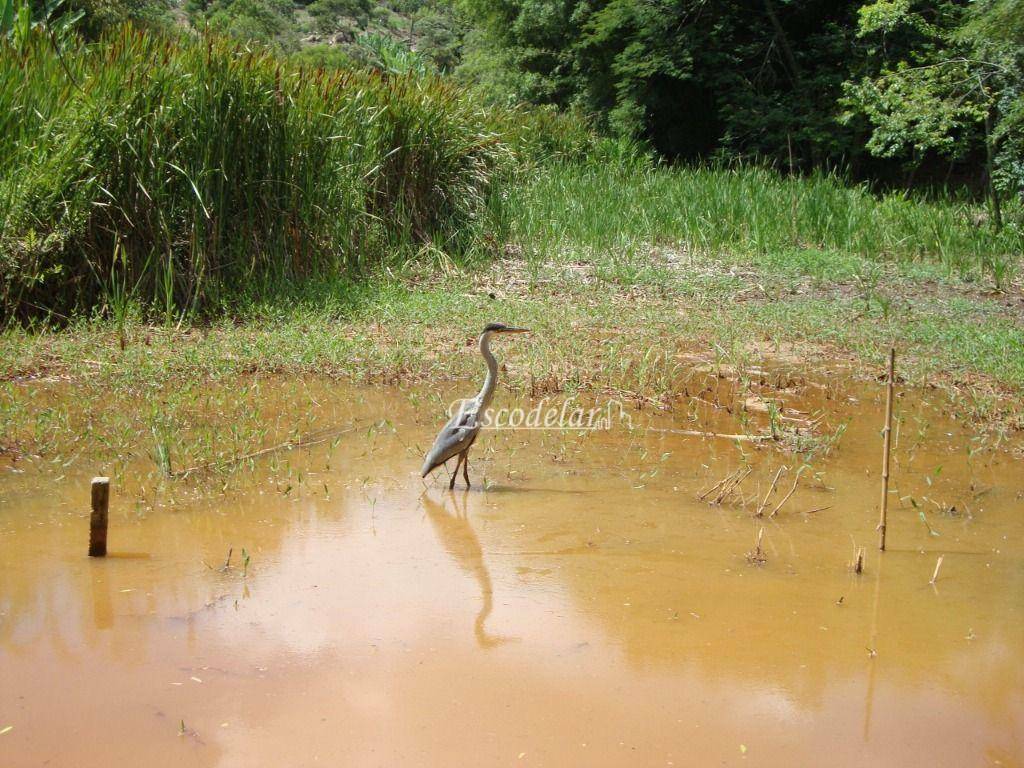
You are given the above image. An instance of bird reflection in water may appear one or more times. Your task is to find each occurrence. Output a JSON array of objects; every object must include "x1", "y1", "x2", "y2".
[{"x1": 422, "y1": 492, "x2": 514, "y2": 649}]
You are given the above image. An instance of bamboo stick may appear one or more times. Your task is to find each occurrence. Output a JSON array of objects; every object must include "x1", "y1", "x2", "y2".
[{"x1": 878, "y1": 347, "x2": 896, "y2": 551}]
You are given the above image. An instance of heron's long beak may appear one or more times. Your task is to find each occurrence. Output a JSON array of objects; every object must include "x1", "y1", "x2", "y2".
[{"x1": 501, "y1": 327, "x2": 531, "y2": 334}]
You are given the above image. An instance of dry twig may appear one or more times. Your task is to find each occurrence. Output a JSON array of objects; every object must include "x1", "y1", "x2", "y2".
[{"x1": 755, "y1": 465, "x2": 787, "y2": 517}]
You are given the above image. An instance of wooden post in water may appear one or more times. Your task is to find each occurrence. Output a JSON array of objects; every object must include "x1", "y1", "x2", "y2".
[
  {"x1": 89, "y1": 477, "x2": 110, "y2": 557},
  {"x1": 878, "y1": 348, "x2": 895, "y2": 551}
]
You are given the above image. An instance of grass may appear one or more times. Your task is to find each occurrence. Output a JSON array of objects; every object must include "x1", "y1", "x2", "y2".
[
  {"x1": 504, "y1": 161, "x2": 1022, "y2": 286},
  {"x1": 0, "y1": 25, "x2": 588, "y2": 321},
  {"x1": 3, "y1": 235, "x2": 1022, "y2": 470}
]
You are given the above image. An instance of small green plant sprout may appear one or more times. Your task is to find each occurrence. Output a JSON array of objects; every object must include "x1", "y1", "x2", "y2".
[
  {"x1": 919, "y1": 510, "x2": 940, "y2": 537},
  {"x1": 150, "y1": 426, "x2": 173, "y2": 477},
  {"x1": 852, "y1": 262, "x2": 883, "y2": 315},
  {"x1": 908, "y1": 498, "x2": 940, "y2": 537},
  {"x1": 767, "y1": 401, "x2": 782, "y2": 440}
]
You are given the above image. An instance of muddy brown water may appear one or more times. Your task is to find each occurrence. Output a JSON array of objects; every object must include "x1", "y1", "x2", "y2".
[{"x1": 1, "y1": 374, "x2": 1022, "y2": 767}]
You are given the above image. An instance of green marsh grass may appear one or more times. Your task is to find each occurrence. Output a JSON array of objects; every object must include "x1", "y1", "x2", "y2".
[
  {"x1": 505, "y1": 162, "x2": 1022, "y2": 286},
  {"x1": 0, "y1": 26, "x2": 586, "y2": 321}
]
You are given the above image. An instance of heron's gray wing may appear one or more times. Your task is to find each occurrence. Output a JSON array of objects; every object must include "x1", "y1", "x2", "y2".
[{"x1": 421, "y1": 402, "x2": 481, "y2": 477}]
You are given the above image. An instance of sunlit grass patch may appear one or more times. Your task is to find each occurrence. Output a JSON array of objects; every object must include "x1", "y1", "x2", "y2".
[{"x1": 504, "y1": 162, "x2": 1022, "y2": 288}]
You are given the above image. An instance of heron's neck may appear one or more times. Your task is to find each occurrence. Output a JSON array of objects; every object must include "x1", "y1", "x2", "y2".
[{"x1": 476, "y1": 331, "x2": 499, "y2": 408}]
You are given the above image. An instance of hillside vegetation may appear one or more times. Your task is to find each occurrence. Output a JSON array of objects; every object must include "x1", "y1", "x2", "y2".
[{"x1": 3, "y1": 22, "x2": 1020, "y2": 322}]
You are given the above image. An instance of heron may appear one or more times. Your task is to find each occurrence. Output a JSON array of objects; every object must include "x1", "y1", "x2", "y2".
[{"x1": 421, "y1": 323, "x2": 530, "y2": 489}]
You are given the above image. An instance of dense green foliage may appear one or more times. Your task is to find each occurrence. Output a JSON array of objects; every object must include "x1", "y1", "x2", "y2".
[
  {"x1": 1, "y1": 0, "x2": 1021, "y2": 324},
  {"x1": 0, "y1": 25, "x2": 591, "y2": 320},
  {"x1": 459, "y1": 0, "x2": 1024, "y2": 205},
  {"x1": 12, "y1": 0, "x2": 1021, "y2": 208},
  {"x1": 841, "y1": 0, "x2": 1024, "y2": 217}
]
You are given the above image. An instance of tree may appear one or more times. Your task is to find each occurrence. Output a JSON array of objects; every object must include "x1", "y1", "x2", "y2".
[
  {"x1": 306, "y1": 0, "x2": 370, "y2": 33},
  {"x1": 842, "y1": 0, "x2": 1024, "y2": 226},
  {"x1": 412, "y1": 5, "x2": 460, "y2": 71},
  {"x1": 459, "y1": 0, "x2": 862, "y2": 164},
  {"x1": 457, "y1": 0, "x2": 579, "y2": 106},
  {"x1": 201, "y1": 0, "x2": 300, "y2": 50}
]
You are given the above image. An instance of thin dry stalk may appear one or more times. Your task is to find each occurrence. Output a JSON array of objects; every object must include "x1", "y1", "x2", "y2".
[
  {"x1": 698, "y1": 469, "x2": 738, "y2": 501},
  {"x1": 755, "y1": 465, "x2": 787, "y2": 517},
  {"x1": 714, "y1": 467, "x2": 752, "y2": 505},
  {"x1": 930, "y1": 555, "x2": 944, "y2": 585},
  {"x1": 174, "y1": 425, "x2": 356, "y2": 478},
  {"x1": 854, "y1": 546, "x2": 864, "y2": 574},
  {"x1": 746, "y1": 527, "x2": 767, "y2": 566},
  {"x1": 878, "y1": 347, "x2": 896, "y2": 551},
  {"x1": 648, "y1": 427, "x2": 772, "y2": 442},
  {"x1": 802, "y1": 505, "x2": 832, "y2": 514},
  {"x1": 713, "y1": 471, "x2": 742, "y2": 504},
  {"x1": 769, "y1": 466, "x2": 806, "y2": 517}
]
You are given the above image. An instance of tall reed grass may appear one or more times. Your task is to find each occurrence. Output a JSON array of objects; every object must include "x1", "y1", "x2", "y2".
[{"x1": 0, "y1": 26, "x2": 588, "y2": 320}]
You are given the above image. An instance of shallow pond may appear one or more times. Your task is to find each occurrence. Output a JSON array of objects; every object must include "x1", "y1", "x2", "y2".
[{"x1": 1, "y1": 373, "x2": 1022, "y2": 767}]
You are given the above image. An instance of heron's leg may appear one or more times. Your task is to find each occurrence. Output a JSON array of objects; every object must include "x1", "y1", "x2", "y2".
[
  {"x1": 449, "y1": 454, "x2": 463, "y2": 490},
  {"x1": 462, "y1": 451, "x2": 471, "y2": 489}
]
